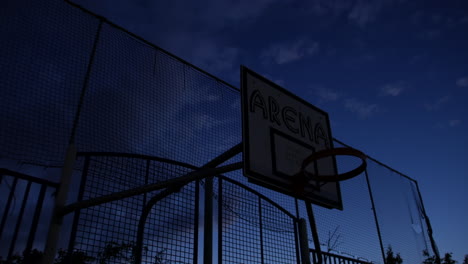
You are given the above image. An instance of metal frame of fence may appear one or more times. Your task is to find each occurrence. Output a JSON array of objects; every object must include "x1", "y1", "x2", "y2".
[
  {"x1": 0, "y1": 0, "x2": 441, "y2": 263},
  {"x1": 0, "y1": 169, "x2": 58, "y2": 261}
]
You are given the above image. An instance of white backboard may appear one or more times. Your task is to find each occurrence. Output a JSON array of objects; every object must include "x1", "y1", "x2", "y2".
[{"x1": 241, "y1": 66, "x2": 342, "y2": 210}]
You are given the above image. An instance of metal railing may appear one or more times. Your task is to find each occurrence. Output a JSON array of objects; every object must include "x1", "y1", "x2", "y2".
[
  {"x1": 0, "y1": 168, "x2": 59, "y2": 261},
  {"x1": 311, "y1": 249, "x2": 372, "y2": 264}
]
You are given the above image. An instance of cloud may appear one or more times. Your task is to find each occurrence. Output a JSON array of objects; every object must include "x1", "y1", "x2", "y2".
[
  {"x1": 348, "y1": 0, "x2": 384, "y2": 27},
  {"x1": 315, "y1": 87, "x2": 341, "y2": 103},
  {"x1": 162, "y1": 33, "x2": 240, "y2": 81},
  {"x1": 261, "y1": 39, "x2": 319, "y2": 65},
  {"x1": 380, "y1": 82, "x2": 405, "y2": 97},
  {"x1": 309, "y1": 0, "x2": 406, "y2": 27},
  {"x1": 456, "y1": 76, "x2": 468, "y2": 87},
  {"x1": 192, "y1": 40, "x2": 239, "y2": 75},
  {"x1": 449, "y1": 120, "x2": 461, "y2": 127},
  {"x1": 344, "y1": 98, "x2": 378, "y2": 119},
  {"x1": 424, "y1": 95, "x2": 450, "y2": 111}
]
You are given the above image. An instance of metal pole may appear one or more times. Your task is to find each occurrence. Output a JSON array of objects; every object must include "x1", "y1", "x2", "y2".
[
  {"x1": 41, "y1": 144, "x2": 77, "y2": 264},
  {"x1": 203, "y1": 143, "x2": 242, "y2": 264},
  {"x1": 134, "y1": 186, "x2": 181, "y2": 264},
  {"x1": 194, "y1": 180, "x2": 200, "y2": 264},
  {"x1": 415, "y1": 181, "x2": 441, "y2": 264},
  {"x1": 41, "y1": 17, "x2": 103, "y2": 264},
  {"x1": 67, "y1": 156, "x2": 91, "y2": 254},
  {"x1": 305, "y1": 202, "x2": 322, "y2": 264},
  {"x1": 298, "y1": 218, "x2": 311, "y2": 264},
  {"x1": 217, "y1": 178, "x2": 223, "y2": 264},
  {"x1": 259, "y1": 197, "x2": 265, "y2": 264},
  {"x1": 364, "y1": 169, "x2": 387, "y2": 264},
  {"x1": 204, "y1": 176, "x2": 214, "y2": 264}
]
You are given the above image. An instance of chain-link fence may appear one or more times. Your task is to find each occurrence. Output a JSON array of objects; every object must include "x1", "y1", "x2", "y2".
[{"x1": 0, "y1": 0, "x2": 439, "y2": 263}]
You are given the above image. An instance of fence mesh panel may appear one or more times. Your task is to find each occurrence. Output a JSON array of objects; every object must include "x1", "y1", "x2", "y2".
[
  {"x1": 218, "y1": 177, "x2": 299, "y2": 264},
  {"x1": 1, "y1": 0, "x2": 437, "y2": 263},
  {"x1": 367, "y1": 160, "x2": 430, "y2": 264},
  {"x1": 71, "y1": 155, "x2": 197, "y2": 263}
]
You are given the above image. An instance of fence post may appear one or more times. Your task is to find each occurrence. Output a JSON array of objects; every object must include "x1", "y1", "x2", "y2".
[
  {"x1": 298, "y1": 218, "x2": 312, "y2": 264},
  {"x1": 41, "y1": 144, "x2": 76, "y2": 264},
  {"x1": 305, "y1": 202, "x2": 322, "y2": 264},
  {"x1": 204, "y1": 177, "x2": 214, "y2": 264}
]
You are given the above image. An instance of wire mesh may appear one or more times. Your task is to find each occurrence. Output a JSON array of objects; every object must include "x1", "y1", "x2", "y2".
[
  {"x1": 70, "y1": 155, "x2": 197, "y2": 263},
  {"x1": 1, "y1": 0, "x2": 438, "y2": 263},
  {"x1": 218, "y1": 177, "x2": 299, "y2": 264},
  {"x1": 366, "y1": 160, "x2": 431, "y2": 264},
  {"x1": 0, "y1": 0, "x2": 100, "y2": 166}
]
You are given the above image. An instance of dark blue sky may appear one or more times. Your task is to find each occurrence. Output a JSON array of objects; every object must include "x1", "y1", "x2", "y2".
[
  {"x1": 71, "y1": 0, "x2": 468, "y2": 260},
  {"x1": 0, "y1": 0, "x2": 462, "y2": 261}
]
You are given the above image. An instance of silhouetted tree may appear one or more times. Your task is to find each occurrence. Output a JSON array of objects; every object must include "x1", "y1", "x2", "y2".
[
  {"x1": 385, "y1": 246, "x2": 403, "y2": 264},
  {"x1": 422, "y1": 249, "x2": 460, "y2": 264},
  {"x1": 462, "y1": 255, "x2": 468, "y2": 264},
  {"x1": 441, "y1": 252, "x2": 456, "y2": 264},
  {"x1": 423, "y1": 250, "x2": 437, "y2": 264}
]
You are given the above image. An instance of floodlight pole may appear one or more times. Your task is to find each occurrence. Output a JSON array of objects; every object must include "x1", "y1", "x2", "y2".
[{"x1": 306, "y1": 201, "x2": 323, "y2": 264}]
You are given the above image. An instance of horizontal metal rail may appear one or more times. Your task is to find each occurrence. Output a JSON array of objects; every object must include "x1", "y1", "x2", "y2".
[
  {"x1": 310, "y1": 249, "x2": 371, "y2": 264},
  {"x1": 0, "y1": 168, "x2": 59, "y2": 188},
  {"x1": 60, "y1": 162, "x2": 242, "y2": 215}
]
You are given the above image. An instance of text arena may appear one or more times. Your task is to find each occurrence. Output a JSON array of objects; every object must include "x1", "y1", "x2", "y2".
[{"x1": 241, "y1": 67, "x2": 342, "y2": 209}]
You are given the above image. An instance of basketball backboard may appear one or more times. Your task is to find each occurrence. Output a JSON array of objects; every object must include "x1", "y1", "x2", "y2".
[{"x1": 241, "y1": 66, "x2": 342, "y2": 210}]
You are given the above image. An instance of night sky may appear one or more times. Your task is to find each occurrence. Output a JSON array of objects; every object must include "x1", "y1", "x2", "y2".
[
  {"x1": 1, "y1": 0, "x2": 467, "y2": 262},
  {"x1": 70, "y1": 0, "x2": 468, "y2": 260}
]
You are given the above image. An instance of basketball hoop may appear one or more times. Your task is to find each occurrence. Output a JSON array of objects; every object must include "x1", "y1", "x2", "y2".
[{"x1": 302, "y1": 147, "x2": 367, "y2": 182}]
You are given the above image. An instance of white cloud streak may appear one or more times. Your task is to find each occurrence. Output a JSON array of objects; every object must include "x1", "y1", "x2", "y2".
[
  {"x1": 449, "y1": 120, "x2": 461, "y2": 127},
  {"x1": 456, "y1": 76, "x2": 468, "y2": 87},
  {"x1": 380, "y1": 82, "x2": 405, "y2": 97},
  {"x1": 315, "y1": 87, "x2": 341, "y2": 103},
  {"x1": 262, "y1": 39, "x2": 319, "y2": 65},
  {"x1": 424, "y1": 95, "x2": 450, "y2": 111},
  {"x1": 344, "y1": 98, "x2": 378, "y2": 119}
]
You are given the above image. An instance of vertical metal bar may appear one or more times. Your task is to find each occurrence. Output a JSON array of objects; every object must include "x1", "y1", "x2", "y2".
[
  {"x1": 67, "y1": 156, "x2": 91, "y2": 253},
  {"x1": 68, "y1": 20, "x2": 103, "y2": 144},
  {"x1": 204, "y1": 176, "x2": 214, "y2": 264},
  {"x1": 294, "y1": 198, "x2": 301, "y2": 264},
  {"x1": 298, "y1": 218, "x2": 311, "y2": 264},
  {"x1": 42, "y1": 18, "x2": 103, "y2": 264},
  {"x1": 8, "y1": 181, "x2": 32, "y2": 259},
  {"x1": 194, "y1": 180, "x2": 199, "y2": 264},
  {"x1": 25, "y1": 184, "x2": 47, "y2": 254},
  {"x1": 415, "y1": 181, "x2": 441, "y2": 264},
  {"x1": 295, "y1": 198, "x2": 300, "y2": 218},
  {"x1": 259, "y1": 197, "x2": 264, "y2": 264},
  {"x1": 144, "y1": 160, "x2": 150, "y2": 206},
  {"x1": 364, "y1": 169, "x2": 386, "y2": 264},
  {"x1": 218, "y1": 178, "x2": 223, "y2": 263},
  {"x1": 217, "y1": 178, "x2": 223, "y2": 264},
  {"x1": 306, "y1": 202, "x2": 322, "y2": 264},
  {"x1": 0, "y1": 176, "x2": 18, "y2": 239},
  {"x1": 294, "y1": 219, "x2": 301, "y2": 264}
]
